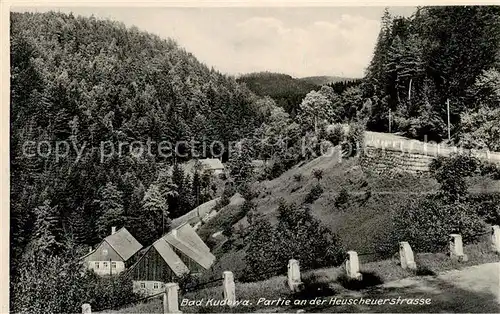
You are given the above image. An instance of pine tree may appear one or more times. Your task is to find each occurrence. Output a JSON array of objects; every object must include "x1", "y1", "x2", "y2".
[
  {"x1": 191, "y1": 170, "x2": 201, "y2": 207},
  {"x1": 94, "y1": 182, "x2": 124, "y2": 239},
  {"x1": 143, "y1": 183, "x2": 168, "y2": 212},
  {"x1": 142, "y1": 183, "x2": 169, "y2": 236},
  {"x1": 30, "y1": 200, "x2": 63, "y2": 256},
  {"x1": 244, "y1": 211, "x2": 281, "y2": 281},
  {"x1": 274, "y1": 202, "x2": 344, "y2": 271},
  {"x1": 228, "y1": 138, "x2": 254, "y2": 186}
]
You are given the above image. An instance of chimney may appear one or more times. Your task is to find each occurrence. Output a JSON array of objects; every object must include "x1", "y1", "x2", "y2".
[
  {"x1": 89, "y1": 247, "x2": 92, "y2": 253},
  {"x1": 172, "y1": 229, "x2": 177, "y2": 237},
  {"x1": 111, "y1": 226, "x2": 116, "y2": 235}
]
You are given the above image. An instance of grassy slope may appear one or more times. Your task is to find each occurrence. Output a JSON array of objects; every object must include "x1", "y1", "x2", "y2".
[
  {"x1": 252, "y1": 150, "x2": 439, "y2": 252},
  {"x1": 199, "y1": 146, "x2": 499, "y2": 283}
]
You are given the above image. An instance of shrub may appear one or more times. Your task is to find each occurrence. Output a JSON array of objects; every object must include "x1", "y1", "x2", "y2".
[
  {"x1": 304, "y1": 183, "x2": 324, "y2": 204},
  {"x1": 219, "y1": 181, "x2": 235, "y2": 207},
  {"x1": 479, "y1": 161, "x2": 500, "y2": 179},
  {"x1": 388, "y1": 196, "x2": 487, "y2": 253},
  {"x1": 244, "y1": 202, "x2": 345, "y2": 282},
  {"x1": 343, "y1": 122, "x2": 365, "y2": 157},
  {"x1": 262, "y1": 158, "x2": 287, "y2": 180},
  {"x1": 89, "y1": 273, "x2": 137, "y2": 311},
  {"x1": 468, "y1": 193, "x2": 500, "y2": 225},
  {"x1": 11, "y1": 252, "x2": 138, "y2": 313},
  {"x1": 430, "y1": 154, "x2": 480, "y2": 201},
  {"x1": 337, "y1": 271, "x2": 383, "y2": 290},
  {"x1": 243, "y1": 212, "x2": 283, "y2": 282},
  {"x1": 312, "y1": 168, "x2": 324, "y2": 182},
  {"x1": 198, "y1": 200, "x2": 254, "y2": 241},
  {"x1": 293, "y1": 173, "x2": 303, "y2": 182},
  {"x1": 274, "y1": 202, "x2": 345, "y2": 271},
  {"x1": 238, "y1": 181, "x2": 257, "y2": 200},
  {"x1": 326, "y1": 124, "x2": 345, "y2": 146},
  {"x1": 334, "y1": 188, "x2": 350, "y2": 210}
]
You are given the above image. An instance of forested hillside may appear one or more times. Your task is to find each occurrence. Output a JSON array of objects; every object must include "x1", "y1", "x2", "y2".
[
  {"x1": 362, "y1": 6, "x2": 500, "y2": 146},
  {"x1": 9, "y1": 6, "x2": 500, "y2": 313},
  {"x1": 298, "y1": 75, "x2": 352, "y2": 86},
  {"x1": 10, "y1": 11, "x2": 267, "y2": 274},
  {"x1": 236, "y1": 72, "x2": 319, "y2": 115}
]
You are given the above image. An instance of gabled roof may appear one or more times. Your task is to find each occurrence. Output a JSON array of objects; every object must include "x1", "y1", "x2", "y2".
[
  {"x1": 170, "y1": 197, "x2": 220, "y2": 228},
  {"x1": 175, "y1": 223, "x2": 210, "y2": 253},
  {"x1": 103, "y1": 227, "x2": 143, "y2": 261},
  {"x1": 164, "y1": 227, "x2": 216, "y2": 270},
  {"x1": 200, "y1": 158, "x2": 224, "y2": 170},
  {"x1": 182, "y1": 158, "x2": 224, "y2": 175},
  {"x1": 153, "y1": 238, "x2": 190, "y2": 277}
]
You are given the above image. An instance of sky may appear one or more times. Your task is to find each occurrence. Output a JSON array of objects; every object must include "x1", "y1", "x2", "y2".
[{"x1": 12, "y1": 6, "x2": 417, "y2": 78}]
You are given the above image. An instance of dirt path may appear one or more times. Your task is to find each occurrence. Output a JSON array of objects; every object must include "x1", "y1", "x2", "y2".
[{"x1": 296, "y1": 262, "x2": 500, "y2": 313}]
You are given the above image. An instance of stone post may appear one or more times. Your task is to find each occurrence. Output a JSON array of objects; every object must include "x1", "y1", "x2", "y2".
[
  {"x1": 492, "y1": 226, "x2": 500, "y2": 253},
  {"x1": 223, "y1": 271, "x2": 236, "y2": 307},
  {"x1": 449, "y1": 234, "x2": 468, "y2": 262},
  {"x1": 82, "y1": 303, "x2": 91, "y2": 314},
  {"x1": 399, "y1": 242, "x2": 417, "y2": 270},
  {"x1": 163, "y1": 283, "x2": 182, "y2": 314},
  {"x1": 287, "y1": 259, "x2": 303, "y2": 292},
  {"x1": 345, "y1": 251, "x2": 362, "y2": 280}
]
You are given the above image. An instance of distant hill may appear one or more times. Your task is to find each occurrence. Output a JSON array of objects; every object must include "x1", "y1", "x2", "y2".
[
  {"x1": 299, "y1": 75, "x2": 355, "y2": 86},
  {"x1": 237, "y1": 72, "x2": 356, "y2": 115},
  {"x1": 236, "y1": 72, "x2": 319, "y2": 115}
]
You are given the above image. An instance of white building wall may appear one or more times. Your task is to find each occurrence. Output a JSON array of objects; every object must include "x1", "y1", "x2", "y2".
[
  {"x1": 87, "y1": 261, "x2": 125, "y2": 276},
  {"x1": 133, "y1": 280, "x2": 166, "y2": 296}
]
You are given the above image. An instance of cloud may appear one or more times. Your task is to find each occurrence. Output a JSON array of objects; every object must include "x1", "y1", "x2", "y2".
[{"x1": 214, "y1": 14, "x2": 380, "y2": 77}]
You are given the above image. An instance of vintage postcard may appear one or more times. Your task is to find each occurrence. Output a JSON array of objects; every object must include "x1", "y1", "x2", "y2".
[{"x1": 3, "y1": 0, "x2": 500, "y2": 313}]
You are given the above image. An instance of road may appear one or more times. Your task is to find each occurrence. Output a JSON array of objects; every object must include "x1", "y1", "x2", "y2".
[{"x1": 296, "y1": 262, "x2": 500, "y2": 313}]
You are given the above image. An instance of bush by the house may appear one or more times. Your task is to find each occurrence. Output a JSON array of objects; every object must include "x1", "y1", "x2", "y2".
[{"x1": 11, "y1": 252, "x2": 138, "y2": 314}]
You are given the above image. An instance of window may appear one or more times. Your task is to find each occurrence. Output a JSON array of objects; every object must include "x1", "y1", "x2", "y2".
[
  {"x1": 140, "y1": 282, "x2": 146, "y2": 289},
  {"x1": 111, "y1": 262, "x2": 116, "y2": 269},
  {"x1": 153, "y1": 283, "x2": 159, "y2": 289},
  {"x1": 103, "y1": 262, "x2": 108, "y2": 268},
  {"x1": 95, "y1": 262, "x2": 100, "y2": 269},
  {"x1": 102, "y1": 248, "x2": 108, "y2": 256}
]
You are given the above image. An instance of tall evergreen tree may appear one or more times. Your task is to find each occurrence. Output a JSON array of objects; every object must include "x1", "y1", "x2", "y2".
[{"x1": 94, "y1": 182, "x2": 124, "y2": 239}]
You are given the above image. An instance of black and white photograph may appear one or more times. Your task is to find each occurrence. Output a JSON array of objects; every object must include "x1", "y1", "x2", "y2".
[{"x1": 5, "y1": 1, "x2": 500, "y2": 313}]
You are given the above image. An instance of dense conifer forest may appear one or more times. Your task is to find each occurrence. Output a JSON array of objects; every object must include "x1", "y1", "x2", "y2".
[{"x1": 10, "y1": 11, "x2": 268, "y2": 270}]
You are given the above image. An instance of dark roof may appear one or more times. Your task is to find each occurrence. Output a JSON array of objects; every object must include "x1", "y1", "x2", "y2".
[{"x1": 103, "y1": 227, "x2": 143, "y2": 261}]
